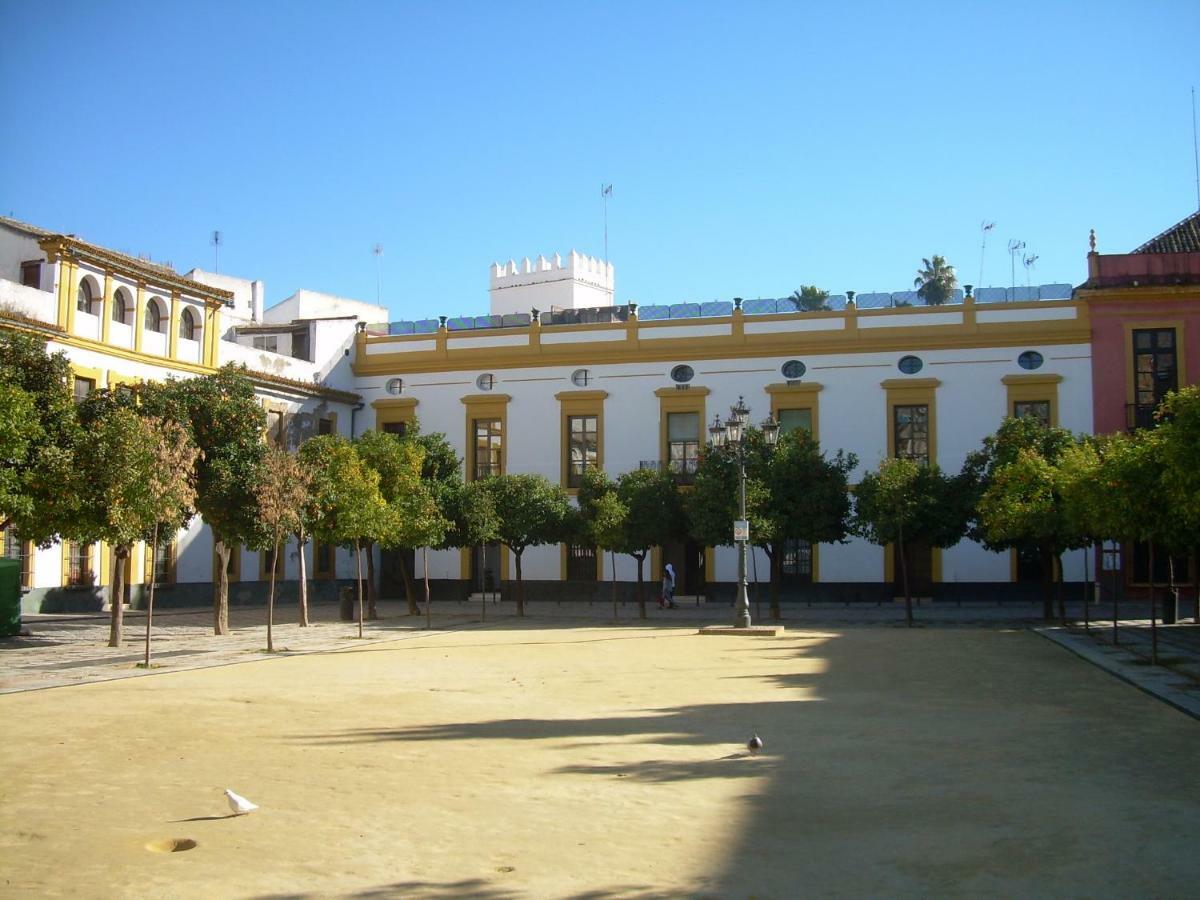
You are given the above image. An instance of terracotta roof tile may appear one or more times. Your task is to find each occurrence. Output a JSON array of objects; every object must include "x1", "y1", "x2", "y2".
[{"x1": 1132, "y1": 210, "x2": 1200, "y2": 254}]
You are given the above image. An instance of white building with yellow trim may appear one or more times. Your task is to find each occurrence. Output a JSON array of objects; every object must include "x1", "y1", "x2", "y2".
[
  {"x1": 0, "y1": 217, "x2": 376, "y2": 613},
  {"x1": 357, "y1": 256, "x2": 1093, "y2": 603}
]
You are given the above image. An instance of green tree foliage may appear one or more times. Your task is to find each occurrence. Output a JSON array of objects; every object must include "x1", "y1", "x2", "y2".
[
  {"x1": 689, "y1": 428, "x2": 856, "y2": 619},
  {"x1": 0, "y1": 330, "x2": 75, "y2": 531},
  {"x1": 1157, "y1": 386, "x2": 1200, "y2": 618},
  {"x1": 140, "y1": 365, "x2": 267, "y2": 635},
  {"x1": 914, "y1": 255, "x2": 958, "y2": 306},
  {"x1": 298, "y1": 434, "x2": 393, "y2": 637},
  {"x1": 577, "y1": 468, "x2": 628, "y2": 619},
  {"x1": 964, "y1": 417, "x2": 1082, "y2": 621},
  {"x1": 27, "y1": 406, "x2": 198, "y2": 647},
  {"x1": 355, "y1": 429, "x2": 446, "y2": 616},
  {"x1": 597, "y1": 468, "x2": 687, "y2": 619},
  {"x1": 253, "y1": 447, "x2": 311, "y2": 652},
  {"x1": 854, "y1": 458, "x2": 965, "y2": 626},
  {"x1": 479, "y1": 474, "x2": 572, "y2": 616},
  {"x1": 788, "y1": 285, "x2": 831, "y2": 312}
]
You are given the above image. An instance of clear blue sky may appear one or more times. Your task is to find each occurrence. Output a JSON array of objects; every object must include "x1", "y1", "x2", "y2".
[{"x1": 2, "y1": 1, "x2": 1198, "y2": 322}]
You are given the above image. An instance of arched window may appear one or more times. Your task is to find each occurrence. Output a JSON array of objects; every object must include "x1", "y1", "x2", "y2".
[
  {"x1": 112, "y1": 288, "x2": 131, "y2": 325},
  {"x1": 179, "y1": 307, "x2": 197, "y2": 341},
  {"x1": 144, "y1": 298, "x2": 165, "y2": 333},
  {"x1": 76, "y1": 279, "x2": 97, "y2": 315}
]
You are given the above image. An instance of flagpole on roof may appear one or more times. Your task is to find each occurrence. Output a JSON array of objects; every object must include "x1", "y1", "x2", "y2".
[{"x1": 601, "y1": 184, "x2": 612, "y2": 298}]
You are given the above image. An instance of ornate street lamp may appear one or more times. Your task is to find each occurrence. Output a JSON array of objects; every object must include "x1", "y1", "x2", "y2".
[{"x1": 709, "y1": 396, "x2": 780, "y2": 628}]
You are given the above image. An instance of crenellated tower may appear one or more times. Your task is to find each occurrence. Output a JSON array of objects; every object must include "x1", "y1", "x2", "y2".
[{"x1": 488, "y1": 251, "x2": 614, "y2": 316}]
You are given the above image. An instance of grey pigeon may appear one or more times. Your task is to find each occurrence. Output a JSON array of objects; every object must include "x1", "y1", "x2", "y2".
[
  {"x1": 224, "y1": 788, "x2": 258, "y2": 815},
  {"x1": 747, "y1": 734, "x2": 763, "y2": 755}
]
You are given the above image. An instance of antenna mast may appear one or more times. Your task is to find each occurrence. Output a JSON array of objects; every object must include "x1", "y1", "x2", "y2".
[
  {"x1": 373, "y1": 244, "x2": 384, "y2": 305},
  {"x1": 1192, "y1": 86, "x2": 1199, "y2": 210},
  {"x1": 601, "y1": 184, "x2": 612, "y2": 296},
  {"x1": 1007, "y1": 239, "x2": 1025, "y2": 297},
  {"x1": 979, "y1": 221, "x2": 995, "y2": 288},
  {"x1": 211, "y1": 230, "x2": 221, "y2": 273},
  {"x1": 1022, "y1": 252, "x2": 1039, "y2": 288}
]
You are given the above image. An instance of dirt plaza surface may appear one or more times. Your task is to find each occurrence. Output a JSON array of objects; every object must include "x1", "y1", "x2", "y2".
[{"x1": 2, "y1": 621, "x2": 1199, "y2": 898}]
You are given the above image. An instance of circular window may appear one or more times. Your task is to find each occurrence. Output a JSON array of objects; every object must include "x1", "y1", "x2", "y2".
[
  {"x1": 385, "y1": 377, "x2": 404, "y2": 395},
  {"x1": 476, "y1": 373, "x2": 495, "y2": 391},
  {"x1": 670, "y1": 364, "x2": 694, "y2": 384},
  {"x1": 898, "y1": 355, "x2": 923, "y2": 375},
  {"x1": 1018, "y1": 351, "x2": 1044, "y2": 371},
  {"x1": 781, "y1": 359, "x2": 806, "y2": 379},
  {"x1": 571, "y1": 368, "x2": 592, "y2": 387}
]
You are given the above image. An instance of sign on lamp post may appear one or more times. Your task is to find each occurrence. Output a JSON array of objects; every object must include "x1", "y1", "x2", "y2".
[{"x1": 733, "y1": 520, "x2": 750, "y2": 542}]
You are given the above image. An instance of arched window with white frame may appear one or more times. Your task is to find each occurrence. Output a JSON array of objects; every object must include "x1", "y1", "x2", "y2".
[
  {"x1": 144, "y1": 297, "x2": 166, "y2": 333},
  {"x1": 76, "y1": 278, "x2": 99, "y2": 315},
  {"x1": 112, "y1": 288, "x2": 132, "y2": 326},
  {"x1": 179, "y1": 306, "x2": 198, "y2": 342}
]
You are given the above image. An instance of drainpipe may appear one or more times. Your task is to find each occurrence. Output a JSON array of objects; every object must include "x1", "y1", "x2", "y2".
[{"x1": 350, "y1": 401, "x2": 365, "y2": 438}]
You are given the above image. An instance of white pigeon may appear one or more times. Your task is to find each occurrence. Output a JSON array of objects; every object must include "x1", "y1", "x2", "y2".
[
  {"x1": 224, "y1": 788, "x2": 258, "y2": 815},
  {"x1": 747, "y1": 734, "x2": 763, "y2": 756}
]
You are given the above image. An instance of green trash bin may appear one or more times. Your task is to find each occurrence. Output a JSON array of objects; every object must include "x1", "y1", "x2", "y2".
[{"x1": 0, "y1": 558, "x2": 21, "y2": 637}]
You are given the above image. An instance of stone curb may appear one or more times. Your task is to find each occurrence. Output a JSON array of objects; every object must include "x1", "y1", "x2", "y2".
[{"x1": 1036, "y1": 627, "x2": 1200, "y2": 722}]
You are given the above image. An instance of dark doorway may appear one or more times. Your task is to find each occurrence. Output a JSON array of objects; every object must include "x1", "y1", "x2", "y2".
[
  {"x1": 662, "y1": 540, "x2": 705, "y2": 595},
  {"x1": 1131, "y1": 542, "x2": 1190, "y2": 585},
  {"x1": 566, "y1": 544, "x2": 597, "y2": 581},
  {"x1": 892, "y1": 541, "x2": 932, "y2": 597},
  {"x1": 780, "y1": 539, "x2": 813, "y2": 587},
  {"x1": 379, "y1": 547, "x2": 415, "y2": 599},
  {"x1": 1016, "y1": 546, "x2": 1046, "y2": 583},
  {"x1": 471, "y1": 543, "x2": 502, "y2": 593}
]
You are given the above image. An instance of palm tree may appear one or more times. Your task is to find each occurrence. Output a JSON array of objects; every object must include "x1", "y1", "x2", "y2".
[{"x1": 913, "y1": 255, "x2": 958, "y2": 306}]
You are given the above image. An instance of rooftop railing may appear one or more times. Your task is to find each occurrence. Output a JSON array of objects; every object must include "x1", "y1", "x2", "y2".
[{"x1": 365, "y1": 283, "x2": 1075, "y2": 338}]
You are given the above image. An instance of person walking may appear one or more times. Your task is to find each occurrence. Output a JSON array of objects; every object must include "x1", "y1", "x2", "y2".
[{"x1": 661, "y1": 562, "x2": 678, "y2": 609}]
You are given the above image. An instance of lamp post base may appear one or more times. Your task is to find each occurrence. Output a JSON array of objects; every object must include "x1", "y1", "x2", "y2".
[{"x1": 699, "y1": 625, "x2": 786, "y2": 636}]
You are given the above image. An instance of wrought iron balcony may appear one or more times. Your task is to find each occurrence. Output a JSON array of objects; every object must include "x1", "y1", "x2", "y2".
[{"x1": 639, "y1": 458, "x2": 698, "y2": 485}]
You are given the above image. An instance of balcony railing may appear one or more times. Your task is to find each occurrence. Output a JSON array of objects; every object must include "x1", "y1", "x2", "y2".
[
  {"x1": 1126, "y1": 403, "x2": 1169, "y2": 431},
  {"x1": 639, "y1": 458, "x2": 699, "y2": 485}
]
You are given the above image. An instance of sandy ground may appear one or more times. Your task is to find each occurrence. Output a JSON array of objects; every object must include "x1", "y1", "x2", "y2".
[{"x1": 1, "y1": 623, "x2": 1198, "y2": 898}]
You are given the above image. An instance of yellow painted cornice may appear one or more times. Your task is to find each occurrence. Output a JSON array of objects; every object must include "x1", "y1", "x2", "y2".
[
  {"x1": 554, "y1": 390, "x2": 609, "y2": 401},
  {"x1": 460, "y1": 393, "x2": 512, "y2": 404},
  {"x1": 38, "y1": 235, "x2": 233, "y2": 308},
  {"x1": 1001, "y1": 374, "x2": 1064, "y2": 385},
  {"x1": 654, "y1": 386, "x2": 710, "y2": 397},
  {"x1": 764, "y1": 382, "x2": 824, "y2": 395},
  {"x1": 880, "y1": 378, "x2": 941, "y2": 390},
  {"x1": 371, "y1": 397, "x2": 419, "y2": 410},
  {"x1": 354, "y1": 301, "x2": 1090, "y2": 377}
]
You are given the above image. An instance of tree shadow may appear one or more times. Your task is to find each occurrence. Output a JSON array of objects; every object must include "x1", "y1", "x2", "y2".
[{"x1": 253, "y1": 878, "x2": 518, "y2": 899}]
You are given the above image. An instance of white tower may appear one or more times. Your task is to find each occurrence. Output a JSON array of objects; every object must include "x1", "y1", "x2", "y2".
[{"x1": 488, "y1": 251, "x2": 615, "y2": 316}]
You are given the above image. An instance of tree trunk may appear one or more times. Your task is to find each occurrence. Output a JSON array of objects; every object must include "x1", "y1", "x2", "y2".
[
  {"x1": 1111, "y1": 544, "x2": 1120, "y2": 646},
  {"x1": 1056, "y1": 554, "x2": 1066, "y2": 625},
  {"x1": 296, "y1": 532, "x2": 309, "y2": 627},
  {"x1": 1192, "y1": 548, "x2": 1199, "y2": 624},
  {"x1": 365, "y1": 541, "x2": 379, "y2": 620},
  {"x1": 610, "y1": 550, "x2": 618, "y2": 621},
  {"x1": 899, "y1": 536, "x2": 913, "y2": 628},
  {"x1": 355, "y1": 539, "x2": 364, "y2": 640},
  {"x1": 514, "y1": 549, "x2": 525, "y2": 617},
  {"x1": 108, "y1": 544, "x2": 125, "y2": 648},
  {"x1": 213, "y1": 540, "x2": 231, "y2": 636},
  {"x1": 1148, "y1": 540, "x2": 1158, "y2": 665},
  {"x1": 267, "y1": 538, "x2": 278, "y2": 652},
  {"x1": 768, "y1": 545, "x2": 781, "y2": 621},
  {"x1": 1040, "y1": 547, "x2": 1054, "y2": 621},
  {"x1": 1083, "y1": 543, "x2": 1091, "y2": 631},
  {"x1": 423, "y1": 547, "x2": 432, "y2": 630},
  {"x1": 142, "y1": 533, "x2": 154, "y2": 666},
  {"x1": 634, "y1": 553, "x2": 646, "y2": 620},
  {"x1": 398, "y1": 551, "x2": 418, "y2": 615}
]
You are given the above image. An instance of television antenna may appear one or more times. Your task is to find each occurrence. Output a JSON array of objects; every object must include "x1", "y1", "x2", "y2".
[
  {"x1": 373, "y1": 243, "x2": 383, "y2": 305},
  {"x1": 211, "y1": 230, "x2": 222, "y2": 273},
  {"x1": 1022, "y1": 252, "x2": 1039, "y2": 288},
  {"x1": 1007, "y1": 240, "x2": 1025, "y2": 297},
  {"x1": 978, "y1": 221, "x2": 995, "y2": 288}
]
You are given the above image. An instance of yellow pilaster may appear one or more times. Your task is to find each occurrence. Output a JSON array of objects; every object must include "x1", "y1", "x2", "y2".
[
  {"x1": 168, "y1": 293, "x2": 181, "y2": 358},
  {"x1": 205, "y1": 305, "x2": 222, "y2": 367},
  {"x1": 134, "y1": 285, "x2": 146, "y2": 353},
  {"x1": 101, "y1": 273, "x2": 114, "y2": 344},
  {"x1": 99, "y1": 542, "x2": 110, "y2": 587},
  {"x1": 64, "y1": 261, "x2": 78, "y2": 333},
  {"x1": 55, "y1": 257, "x2": 71, "y2": 328}
]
